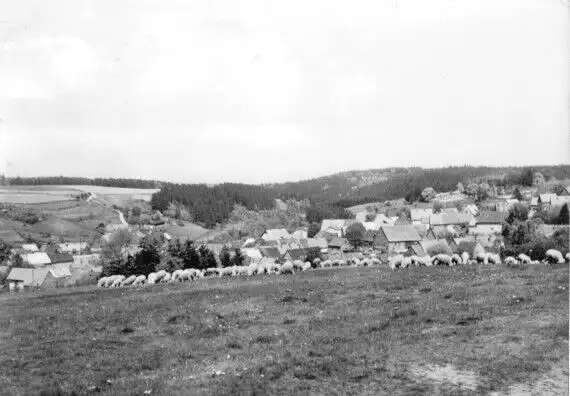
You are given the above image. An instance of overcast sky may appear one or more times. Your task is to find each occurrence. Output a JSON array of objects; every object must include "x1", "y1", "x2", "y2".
[{"x1": 0, "y1": 0, "x2": 568, "y2": 184}]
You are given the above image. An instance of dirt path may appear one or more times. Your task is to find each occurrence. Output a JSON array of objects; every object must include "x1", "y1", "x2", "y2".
[{"x1": 115, "y1": 209, "x2": 127, "y2": 225}]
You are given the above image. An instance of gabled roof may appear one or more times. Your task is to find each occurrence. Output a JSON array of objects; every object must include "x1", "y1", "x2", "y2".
[
  {"x1": 407, "y1": 242, "x2": 425, "y2": 256},
  {"x1": 539, "y1": 193, "x2": 557, "y2": 203},
  {"x1": 260, "y1": 247, "x2": 282, "y2": 259},
  {"x1": 362, "y1": 230, "x2": 377, "y2": 243},
  {"x1": 47, "y1": 252, "x2": 74, "y2": 264},
  {"x1": 242, "y1": 248, "x2": 263, "y2": 260},
  {"x1": 292, "y1": 230, "x2": 308, "y2": 240},
  {"x1": 47, "y1": 263, "x2": 72, "y2": 277},
  {"x1": 22, "y1": 252, "x2": 52, "y2": 267},
  {"x1": 285, "y1": 248, "x2": 309, "y2": 260},
  {"x1": 262, "y1": 228, "x2": 290, "y2": 241},
  {"x1": 329, "y1": 237, "x2": 348, "y2": 248},
  {"x1": 320, "y1": 220, "x2": 346, "y2": 233},
  {"x1": 21, "y1": 244, "x2": 39, "y2": 252},
  {"x1": 7, "y1": 267, "x2": 49, "y2": 286},
  {"x1": 373, "y1": 214, "x2": 396, "y2": 227},
  {"x1": 410, "y1": 208, "x2": 433, "y2": 222},
  {"x1": 381, "y1": 226, "x2": 421, "y2": 242},
  {"x1": 307, "y1": 238, "x2": 328, "y2": 249},
  {"x1": 429, "y1": 211, "x2": 472, "y2": 226},
  {"x1": 362, "y1": 222, "x2": 379, "y2": 231},
  {"x1": 476, "y1": 211, "x2": 507, "y2": 225},
  {"x1": 413, "y1": 224, "x2": 429, "y2": 238}
]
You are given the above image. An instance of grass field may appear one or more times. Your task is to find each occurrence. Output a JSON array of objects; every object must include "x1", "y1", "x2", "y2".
[{"x1": 0, "y1": 265, "x2": 567, "y2": 395}]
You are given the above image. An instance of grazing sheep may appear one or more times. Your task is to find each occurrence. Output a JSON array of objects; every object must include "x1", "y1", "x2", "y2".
[
  {"x1": 132, "y1": 275, "x2": 146, "y2": 285},
  {"x1": 451, "y1": 254, "x2": 462, "y2": 266},
  {"x1": 204, "y1": 268, "x2": 220, "y2": 277},
  {"x1": 332, "y1": 259, "x2": 341, "y2": 267},
  {"x1": 461, "y1": 252, "x2": 470, "y2": 265},
  {"x1": 370, "y1": 257, "x2": 381, "y2": 266},
  {"x1": 279, "y1": 261, "x2": 295, "y2": 275},
  {"x1": 518, "y1": 254, "x2": 531, "y2": 265},
  {"x1": 313, "y1": 258, "x2": 321, "y2": 267},
  {"x1": 155, "y1": 270, "x2": 168, "y2": 282},
  {"x1": 219, "y1": 267, "x2": 234, "y2": 277},
  {"x1": 530, "y1": 260, "x2": 541, "y2": 265},
  {"x1": 302, "y1": 262, "x2": 312, "y2": 271},
  {"x1": 432, "y1": 254, "x2": 452, "y2": 267},
  {"x1": 111, "y1": 275, "x2": 126, "y2": 288},
  {"x1": 245, "y1": 263, "x2": 258, "y2": 276},
  {"x1": 121, "y1": 275, "x2": 137, "y2": 286},
  {"x1": 504, "y1": 256, "x2": 518, "y2": 267},
  {"x1": 485, "y1": 253, "x2": 498, "y2": 265},
  {"x1": 147, "y1": 272, "x2": 159, "y2": 284},
  {"x1": 352, "y1": 258, "x2": 362, "y2": 267},
  {"x1": 475, "y1": 252, "x2": 488, "y2": 265},
  {"x1": 97, "y1": 277, "x2": 108, "y2": 287},
  {"x1": 171, "y1": 269, "x2": 184, "y2": 282},
  {"x1": 104, "y1": 275, "x2": 119, "y2": 287},
  {"x1": 401, "y1": 257, "x2": 411, "y2": 269},
  {"x1": 159, "y1": 272, "x2": 171, "y2": 283},
  {"x1": 389, "y1": 255, "x2": 404, "y2": 270},
  {"x1": 338, "y1": 259, "x2": 348, "y2": 267},
  {"x1": 545, "y1": 249, "x2": 565, "y2": 264},
  {"x1": 292, "y1": 260, "x2": 304, "y2": 271}
]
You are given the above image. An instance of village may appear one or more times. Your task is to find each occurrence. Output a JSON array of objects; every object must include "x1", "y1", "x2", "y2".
[{"x1": 2, "y1": 174, "x2": 568, "y2": 290}]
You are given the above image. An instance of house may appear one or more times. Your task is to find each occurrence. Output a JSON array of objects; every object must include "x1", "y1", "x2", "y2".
[
  {"x1": 262, "y1": 228, "x2": 290, "y2": 242},
  {"x1": 6, "y1": 267, "x2": 68, "y2": 288},
  {"x1": 538, "y1": 194, "x2": 558, "y2": 210},
  {"x1": 292, "y1": 230, "x2": 308, "y2": 240},
  {"x1": 260, "y1": 247, "x2": 283, "y2": 260},
  {"x1": 314, "y1": 231, "x2": 337, "y2": 243},
  {"x1": 307, "y1": 238, "x2": 328, "y2": 250},
  {"x1": 413, "y1": 224, "x2": 429, "y2": 239},
  {"x1": 47, "y1": 252, "x2": 74, "y2": 265},
  {"x1": 471, "y1": 211, "x2": 507, "y2": 235},
  {"x1": 362, "y1": 222, "x2": 380, "y2": 231},
  {"x1": 394, "y1": 216, "x2": 411, "y2": 226},
  {"x1": 320, "y1": 220, "x2": 346, "y2": 237},
  {"x1": 21, "y1": 243, "x2": 39, "y2": 252},
  {"x1": 419, "y1": 239, "x2": 453, "y2": 256},
  {"x1": 405, "y1": 242, "x2": 425, "y2": 257},
  {"x1": 355, "y1": 212, "x2": 372, "y2": 223},
  {"x1": 362, "y1": 230, "x2": 377, "y2": 247},
  {"x1": 429, "y1": 210, "x2": 473, "y2": 227},
  {"x1": 558, "y1": 186, "x2": 570, "y2": 196},
  {"x1": 373, "y1": 226, "x2": 422, "y2": 254},
  {"x1": 434, "y1": 192, "x2": 468, "y2": 203},
  {"x1": 283, "y1": 248, "x2": 308, "y2": 261},
  {"x1": 462, "y1": 204, "x2": 479, "y2": 216},
  {"x1": 72, "y1": 254, "x2": 102, "y2": 268},
  {"x1": 241, "y1": 248, "x2": 263, "y2": 263},
  {"x1": 21, "y1": 252, "x2": 51, "y2": 267},
  {"x1": 429, "y1": 225, "x2": 463, "y2": 239},
  {"x1": 410, "y1": 208, "x2": 433, "y2": 225},
  {"x1": 328, "y1": 237, "x2": 350, "y2": 251}
]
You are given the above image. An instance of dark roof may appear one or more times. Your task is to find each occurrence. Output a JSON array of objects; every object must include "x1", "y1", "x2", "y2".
[
  {"x1": 46, "y1": 252, "x2": 74, "y2": 264},
  {"x1": 329, "y1": 237, "x2": 348, "y2": 248},
  {"x1": 285, "y1": 248, "x2": 308, "y2": 260},
  {"x1": 259, "y1": 239, "x2": 279, "y2": 247},
  {"x1": 476, "y1": 211, "x2": 507, "y2": 225},
  {"x1": 260, "y1": 247, "x2": 282, "y2": 259},
  {"x1": 407, "y1": 243, "x2": 425, "y2": 256},
  {"x1": 381, "y1": 226, "x2": 421, "y2": 242}
]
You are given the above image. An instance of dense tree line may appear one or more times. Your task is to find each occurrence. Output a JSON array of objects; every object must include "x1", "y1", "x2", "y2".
[
  {"x1": 8, "y1": 176, "x2": 159, "y2": 189},
  {"x1": 150, "y1": 183, "x2": 276, "y2": 228}
]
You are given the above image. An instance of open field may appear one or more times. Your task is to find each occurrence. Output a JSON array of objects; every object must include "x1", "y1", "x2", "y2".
[
  {"x1": 0, "y1": 265, "x2": 567, "y2": 395},
  {"x1": 65, "y1": 185, "x2": 160, "y2": 203}
]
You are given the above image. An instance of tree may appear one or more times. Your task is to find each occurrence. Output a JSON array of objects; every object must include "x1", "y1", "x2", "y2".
[
  {"x1": 307, "y1": 222, "x2": 320, "y2": 238},
  {"x1": 102, "y1": 228, "x2": 134, "y2": 260},
  {"x1": 345, "y1": 222, "x2": 366, "y2": 249},
  {"x1": 551, "y1": 183, "x2": 567, "y2": 196},
  {"x1": 231, "y1": 248, "x2": 245, "y2": 266},
  {"x1": 0, "y1": 241, "x2": 11, "y2": 264},
  {"x1": 432, "y1": 201, "x2": 444, "y2": 214},
  {"x1": 477, "y1": 182, "x2": 491, "y2": 202},
  {"x1": 181, "y1": 240, "x2": 201, "y2": 269},
  {"x1": 420, "y1": 187, "x2": 436, "y2": 202},
  {"x1": 506, "y1": 203, "x2": 528, "y2": 224},
  {"x1": 133, "y1": 235, "x2": 161, "y2": 275},
  {"x1": 512, "y1": 187, "x2": 523, "y2": 201},
  {"x1": 131, "y1": 206, "x2": 142, "y2": 217},
  {"x1": 556, "y1": 203, "x2": 569, "y2": 225},
  {"x1": 465, "y1": 183, "x2": 479, "y2": 199},
  {"x1": 520, "y1": 168, "x2": 534, "y2": 187},
  {"x1": 219, "y1": 247, "x2": 232, "y2": 268}
]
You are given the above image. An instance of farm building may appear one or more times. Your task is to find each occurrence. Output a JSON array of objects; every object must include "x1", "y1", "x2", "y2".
[
  {"x1": 471, "y1": 211, "x2": 507, "y2": 235},
  {"x1": 410, "y1": 208, "x2": 433, "y2": 225},
  {"x1": 72, "y1": 254, "x2": 102, "y2": 268},
  {"x1": 328, "y1": 237, "x2": 350, "y2": 252},
  {"x1": 283, "y1": 248, "x2": 310, "y2": 261},
  {"x1": 21, "y1": 252, "x2": 51, "y2": 267},
  {"x1": 21, "y1": 244, "x2": 39, "y2": 252},
  {"x1": 259, "y1": 247, "x2": 282, "y2": 260},
  {"x1": 307, "y1": 238, "x2": 328, "y2": 250},
  {"x1": 241, "y1": 248, "x2": 263, "y2": 263},
  {"x1": 419, "y1": 239, "x2": 453, "y2": 256},
  {"x1": 413, "y1": 224, "x2": 429, "y2": 239},
  {"x1": 261, "y1": 228, "x2": 290, "y2": 242},
  {"x1": 429, "y1": 211, "x2": 474, "y2": 227},
  {"x1": 7, "y1": 267, "x2": 70, "y2": 289},
  {"x1": 47, "y1": 252, "x2": 74, "y2": 264},
  {"x1": 372, "y1": 214, "x2": 397, "y2": 228},
  {"x1": 291, "y1": 230, "x2": 308, "y2": 240},
  {"x1": 373, "y1": 226, "x2": 422, "y2": 254},
  {"x1": 405, "y1": 242, "x2": 425, "y2": 257},
  {"x1": 320, "y1": 220, "x2": 346, "y2": 237},
  {"x1": 394, "y1": 216, "x2": 411, "y2": 226}
]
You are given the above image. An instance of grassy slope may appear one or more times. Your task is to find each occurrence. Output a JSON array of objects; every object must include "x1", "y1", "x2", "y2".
[{"x1": 0, "y1": 265, "x2": 567, "y2": 395}]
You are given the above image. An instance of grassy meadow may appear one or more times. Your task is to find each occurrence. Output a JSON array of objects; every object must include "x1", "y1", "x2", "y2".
[{"x1": 0, "y1": 264, "x2": 568, "y2": 395}]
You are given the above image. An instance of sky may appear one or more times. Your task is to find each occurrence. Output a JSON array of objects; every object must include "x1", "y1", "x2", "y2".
[{"x1": 0, "y1": 0, "x2": 568, "y2": 184}]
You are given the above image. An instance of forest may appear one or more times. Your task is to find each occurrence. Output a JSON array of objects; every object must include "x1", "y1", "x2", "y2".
[{"x1": 7, "y1": 176, "x2": 159, "y2": 189}]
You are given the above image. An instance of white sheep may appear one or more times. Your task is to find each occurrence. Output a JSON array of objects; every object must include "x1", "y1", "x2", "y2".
[
  {"x1": 97, "y1": 277, "x2": 108, "y2": 287},
  {"x1": 433, "y1": 254, "x2": 452, "y2": 266},
  {"x1": 155, "y1": 270, "x2": 168, "y2": 282},
  {"x1": 236, "y1": 266, "x2": 249, "y2": 276},
  {"x1": 352, "y1": 258, "x2": 362, "y2": 267},
  {"x1": 147, "y1": 272, "x2": 159, "y2": 284},
  {"x1": 313, "y1": 258, "x2": 321, "y2": 266},
  {"x1": 451, "y1": 254, "x2": 462, "y2": 266},
  {"x1": 545, "y1": 249, "x2": 565, "y2": 264},
  {"x1": 370, "y1": 257, "x2": 381, "y2": 266},
  {"x1": 292, "y1": 260, "x2": 304, "y2": 271},
  {"x1": 104, "y1": 275, "x2": 119, "y2": 287},
  {"x1": 389, "y1": 255, "x2": 404, "y2": 270},
  {"x1": 475, "y1": 252, "x2": 488, "y2": 265},
  {"x1": 171, "y1": 269, "x2": 184, "y2": 282},
  {"x1": 401, "y1": 257, "x2": 412, "y2": 269},
  {"x1": 461, "y1": 252, "x2": 470, "y2": 265},
  {"x1": 279, "y1": 261, "x2": 295, "y2": 275},
  {"x1": 338, "y1": 259, "x2": 348, "y2": 267},
  {"x1": 111, "y1": 275, "x2": 126, "y2": 287},
  {"x1": 159, "y1": 272, "x2": 171, "y2": 283},
  {"x1": 121, "y1": 275, "x2": 137, "y2": 286},
  {"x1": 332, "y1": 259, "x2": 340, "y2": 267},
  {"x1": 219, "y1": 267, "x2": 234, "y2": 277},
  {"x1": 487, "y1": 253, "x2": 501, "y2": 265},
  {"x1": 132, "y1": 275, "x2": 146, "y2": 285},
  {"x1": 204, "y1": 268, "x2": 220, "y2": 277},
  {"x1": 518, "y1": 254, "x2": 531, "y2": 265},
  {"x1": 302, "y1": 262, "x2": 312, "y2": 271},
  {"x1": 504, "y1": 256, "x2": 518, "y2": 266}
]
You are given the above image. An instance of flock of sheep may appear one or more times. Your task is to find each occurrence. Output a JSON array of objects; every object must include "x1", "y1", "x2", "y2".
[
  {"x1": 97, "y1": 249, "x2": 569, "y2": 288},
  {"x1": 388, "y1": 249, "x2": 570, "y2": 270}
]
